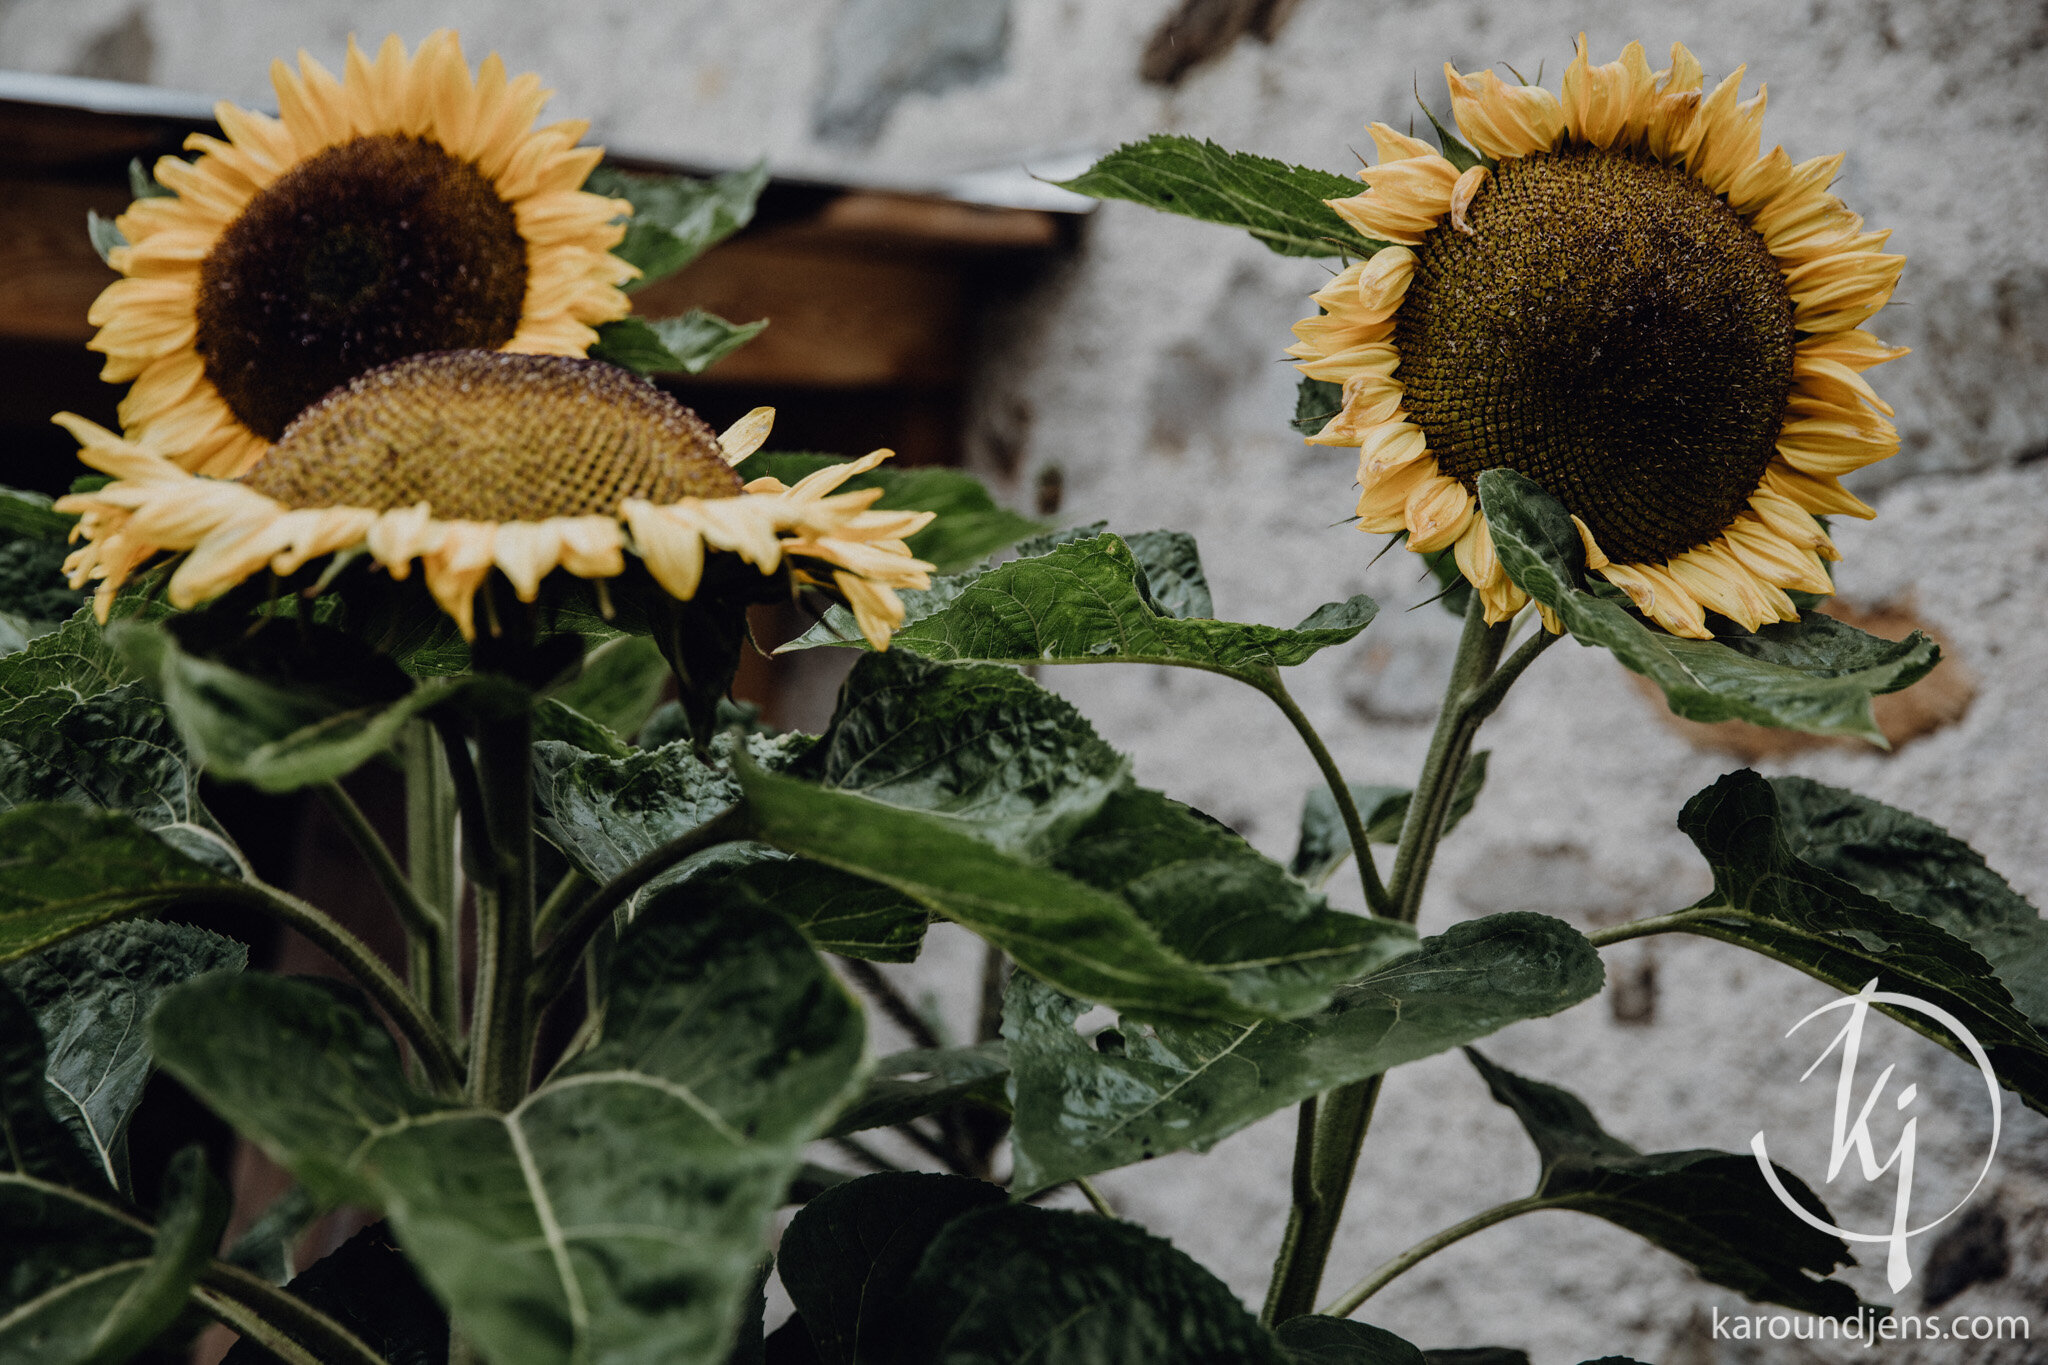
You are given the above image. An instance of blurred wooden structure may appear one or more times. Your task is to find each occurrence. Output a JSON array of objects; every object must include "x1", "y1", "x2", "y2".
[{"x1": 0, "y1": 70, "x2": 1080, "y2": 494}]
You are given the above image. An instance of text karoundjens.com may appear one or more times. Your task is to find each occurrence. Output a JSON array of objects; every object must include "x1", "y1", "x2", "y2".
[{"x1": 1711, "y1": 1307, "x2": 2030, "y2": 1348}]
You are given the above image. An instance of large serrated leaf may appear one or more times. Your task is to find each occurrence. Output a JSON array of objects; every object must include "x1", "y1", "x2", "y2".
[
  {"x1": 151, "y1": 891, "x2": 866, "y2": 1365},
  {"x1": 1004, "y1": 913, "x2": 1601, "y2": 1192},
  {"x1": 0, "y1": 1148, "x2": 226, "y2": 1365},
  {"x1": 0, "y1": 1175, "x2": 154, "y2": 1362},
  {"x1": 800, "y1": 651, "x2": 1129, "y2": 857},
  {"x1": 903, "y1": 1203, "x2": 1289, "y2": 1364},
  {"x1": 1674, "y1": 770, "x2": 2048, "y2": 1114},
  {"x1": 1466, "y1": 1049, "x2": 1862, "y2": 1317},
  {"x1": 588, "y1": 161, "x2": 768, "y2": 290},
  {"x1": 1058, "y1": 135, "x2": 1383, "y2": 259},
  {"x1": 0, "y1": 977, "x2": 103, "y2": 1190},
  {"x1": 119, "y1": 621, "x2": 479, "y2": 792},
  {"x1": 1767, "y1": 777, "x2": 2048, "y2": 1030},
  {"x1": 777, "y1": 1172, "x2": 1006, "y2": 1365},
  {"x1": 790, "y1": 534, "x2": 1376, "y2": 692},
  {"x1": 737, "y1": 657, "x2": 1415, "y2": 1022},
  {"x1": 3, "y1": 922, "x2": 245, "y2": 1192},
  {"x1": 735, "y1": 454, "x2": 1044, "y2": 576},
  {"x1": 0, "y1": 807, "x2": 231, "y2": 964},
  {"x1": 1480, "y1": 470, "x2": 1938, "y2": 739}
]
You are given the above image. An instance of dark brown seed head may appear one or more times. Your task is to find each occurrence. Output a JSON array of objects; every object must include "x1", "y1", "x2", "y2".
[
  {"x1": 195, "y1": 134, "x2": 531, "y2": 442},
  {"x1": 1394, "y1": 146, "x2": 1796, "y2": 564}
]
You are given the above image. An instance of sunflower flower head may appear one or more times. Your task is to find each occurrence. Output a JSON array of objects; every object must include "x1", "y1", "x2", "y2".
[
  {"x1": 53, "y1": 350, "x2": 936, "y2": 647},
  {"x1": 1292, "y1": 36, "x2": 1905, "y2": 639},
  {"x1": 90, "y1": 30, "x2": 637, "y2": 480}
]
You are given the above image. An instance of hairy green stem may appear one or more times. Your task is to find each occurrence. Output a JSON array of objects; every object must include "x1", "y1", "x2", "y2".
[
  {"x1": 841, "y1": 956, "x2": 944, "y2": 1051},
  {"x1": 199, "y1": 1261, "x2": 394, "y2": 1365},
  {"x1": 1585, "y1": 906, "x2": 1734, "y2": 948},
  {"x1": 1387, "y1": 595, "x2": 1510, "y2": 924},
  {"x1": 1075, "y1": 1176, "x2": 1115, "y2": 1218},
  {"x1": 532, "y1": 867, "x2": 591, "y2": 945},
  {"x1": 467, "y1": 706, "x2": 537, "y2": 1111},
  {"x1": 317, "y1": 781, "x2": 442, "y2": 946},
  {"x1": 401, "y1": 723, "x2": 463, "y2": 1041},
  {"x1": 1261, "y1": 1080, "x2": 1376, "y2": 1326},
  {"x1": 1260, "y1": 669, "x2": 1389, "y2": 916},
  {"x1": 221, "y1": 882, "x2": 460, "y2": 1096},
  {"x1": 1267, "y1": 600, "x2": 1555, "y2": 1322},
  {"x1": 528, "y1": 804, "x2": 754, "y2": 1005},
  {"x1": 1320, "y1": 1194, "x2": 1553, "y2": 1318}
]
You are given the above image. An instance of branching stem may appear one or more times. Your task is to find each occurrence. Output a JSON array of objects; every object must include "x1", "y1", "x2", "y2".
[
  {"x1": 221, "y1": 882, "x2": 460, "y2": 1096},
  {"x1": 317, "y1": 781, "x2": 441, "y2": 944},
  {"x1": 1260, "y1": 669, "x2": 1389, "y2": 916},
  {"x1": 467, "y1": 705, "x2": 538, "y2": 1111},
  {"x1": 1319, "y1": 1194, "x2": 1554, "y2": 1318},
  {"x1": 200, "y1": 1260, "x2": 395, "y2": 1365}
]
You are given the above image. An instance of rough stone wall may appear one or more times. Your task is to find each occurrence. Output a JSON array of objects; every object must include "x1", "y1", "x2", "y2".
[{"x1": 7, "y1": 3, "x2": 2048, "y2": 1360}]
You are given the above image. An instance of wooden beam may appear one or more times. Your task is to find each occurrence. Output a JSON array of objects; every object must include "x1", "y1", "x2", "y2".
[{"x1": 0, "y1": 179, "x2": 121, "y2": 343}]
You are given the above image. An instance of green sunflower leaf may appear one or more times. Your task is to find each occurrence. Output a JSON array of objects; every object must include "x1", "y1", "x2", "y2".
[
  {"x1": 1465, "y1": 1048, "x2": 1863, "y2": 1317},
  {"x1": 0, "y1": 974, "x2": 104, "y2": 1189},
  {"x1": 1291, "y1": 375, "x2": 1345, "y2": 437},
  {"x1": 822, "y1": 1042, "x2": 1009, "y2": 1138},
  {"x1": 1479, "y1": 470, "x2": 1938, "y2": 740},
  {"x1": 1668, "y1": 770, "x2": 2048, "y2": 1112},
  {"x1": 741, "y1": 652, "x2": 1415, "y2": 1020},
  {"x1": 0, "y1": 1172, "x2": 156, "y2": 1363},
  {"x1": 1058, "y1": 135, "x2": 1383, "y2": 259},
  {"x1": 549, "y1": 634, "x2": 669, "y2": 743},
  {"x1": 902, "y1": 1203, "x2": 1290, "y2": 1364},
  {"x1": 3, "y1": 922, "x2": 246, "y2": 1194},
  {"x1": 1003, "y1": 912, "x2": 1600, "y2": 1193},
  {"x1": 0, "y1": 487, "x2": 74, "y2": 542},
  {"x1": 0, "y1": 806, "x2": 232, "y2": 966},
  {"x1": 587, "y1": 310, "x2": 767, "y2": 376},
  {"x1": 1290, "y1": 753, "x2": 1488, "y2": 888},
  {"x1": 1766, "y1": 777, "x2": 2048, "y2": 1031},
  {"x1": 1275, "y1": 1318, "x2": 1427, "y2": 1365},
  {"x1": 735, "y1": 454, "x2": 1045, "y2": 575},
  {"x1": 590, "y1": 160, "x2": 769, "y2": 290},
  {"x1": 115, "y1": 620, "x2": 481, "y2": 792},
  {"x1": 149, "y1": 891, "x2": 866, "y2": 1365},
  {"x1": 776, "y1": 1172, "x2": 1007, "y2": 1365},
  {"x1": 787, "y1": 533, "x2": 1378, "y2": 693}
]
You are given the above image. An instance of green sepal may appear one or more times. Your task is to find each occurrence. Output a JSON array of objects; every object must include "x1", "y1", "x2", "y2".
[
  {"x1": 1480, "y1": 470, "x2": 1937, "y2": 740},
  {"x1": 1058, "y1": 135, "x2": 1384, "y2": 259}
]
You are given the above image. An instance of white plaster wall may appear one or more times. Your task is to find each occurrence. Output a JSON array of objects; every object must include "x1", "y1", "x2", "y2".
[{"x1": 7, "y1": 3, "x2": 2046, "y2": 1361}]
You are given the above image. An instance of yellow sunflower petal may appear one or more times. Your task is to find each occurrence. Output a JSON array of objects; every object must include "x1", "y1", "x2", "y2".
[{"x1": 1445, "y1": 63, "x2": 1565, "y2": 158}]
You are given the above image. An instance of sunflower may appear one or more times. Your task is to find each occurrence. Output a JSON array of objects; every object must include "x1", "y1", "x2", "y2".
[
  {"x1": 88, "y1": 30, "x2": 636, "y2": 480},
  {"x1": 1289, "y1": 36, "x2": 1905, "y2": 639},
  {"x1": 52, "y1": 350, "x2": 935, "y2": 648}
]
